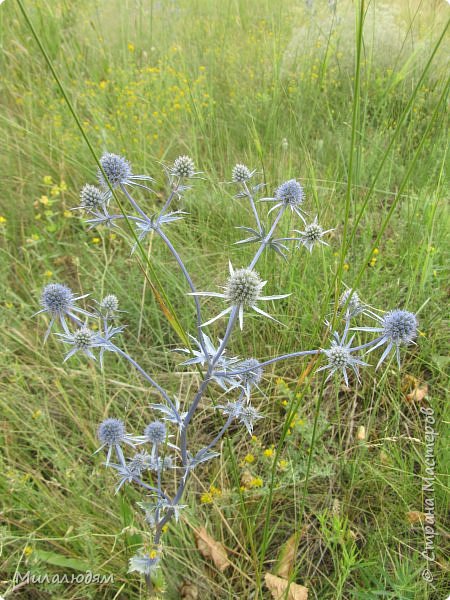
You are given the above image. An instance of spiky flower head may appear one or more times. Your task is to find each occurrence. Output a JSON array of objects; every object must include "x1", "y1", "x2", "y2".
[
  {"x1": 239, "y1": 404, "x2": 264, "y2": 435},
  {"x1": 225, "y1": 268, "x2": 264, "y2": 306},
  {"x1": 101, "y1": 294, "x2": 119, "y2": 315},
  {"x1": 41, "y1": 283, "x2": 73, "y2": 315},
  {"x1": 128, "y1": 452, "x2": 151, "y2": 475},
  {"x1": 144, "y1": 420, "x2": 167, "y2": 445},
  {"x1": 172, "y1": 155, "x2": 195, "y2": 178},
  {"x1": 275, "y1": 179, "x2": 304, "y2": 208},
  {"x1": 98, "y1": 152, "x2": 132, "y2": 189},
  {"x1": 382, "y1": 310, "x2": 417, "y2": 345},
  {"x1": 237, "y1": 358, "x2": 263, "y2": 386},
  {"x1": 72, "y1": 327, "x2": 96, "y2": 350},
  {"x1": 339, "y1": 289, "x2": 362, "y2": 316},
  {"x1": 232, "y1": 163, "x2": 252, "y2": 183},
  {"x1": 97, "y1": 418, "x2": 126, "y2": 446},
  {"x1": 80, "y1": 184, "x2": 107, "y2": 211},
  {"x1": 325, "y1": 345, "x2": 351, "y2": 369}
]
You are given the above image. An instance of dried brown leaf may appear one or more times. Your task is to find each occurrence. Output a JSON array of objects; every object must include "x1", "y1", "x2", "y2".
[
  {"x1": 275, "y1": 534, "x2": 297, "y2": 578},
  {"x1": 195, "y1": 527, "x2": 230, "y2": 572},
  {"x1": 406, "y1": 382, "x2": 428, "y2": 403},
  {"x1": 406, "y1": 511, "x2": 426, "y2": 524},
  {"x1": 265, "y1": 573, "x2": 308, "y2": 600},
  {"x1": 180, "y1": 581, "x2": 199, "y2": 599}
]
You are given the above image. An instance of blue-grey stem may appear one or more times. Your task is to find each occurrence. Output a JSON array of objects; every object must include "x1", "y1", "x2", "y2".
[
  {"x1": 180, "y1": 306, "x2": 239, "y2": 465},
  {"x1": 109, "y1": 344, "x2": 179, "y2": 419},
  {"x1": 120, "y1": 183, "x2": 152, "y2": 223},
  {"x1": 243, "y1": 181, "x2": 262, "y2": 233},
  {"x1": 249, "y1": 206, "x2": 286, "y2": 269},
  {"x1": 215, "y1": 349, "x2": 321, "y2": 377},
  {"x1": 158, "y1": 177, "x2": 180, "y2": 218},
  {"x1": 155, "y1": 226, "x2": 207, "y2": 358}
]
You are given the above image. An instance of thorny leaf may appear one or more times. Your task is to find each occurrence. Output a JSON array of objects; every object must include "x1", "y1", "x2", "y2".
[
  {"x1": 265, "y1": 573, "x2": 308, "y2": 600},
  {"x1": 195, "y1": 527, "x2": 230, "y2": 572}
]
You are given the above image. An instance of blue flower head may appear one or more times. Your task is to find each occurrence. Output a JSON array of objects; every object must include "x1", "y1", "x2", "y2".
[
  {"x1": 36, "y1": 283, "x2": 92, "y2": 341},
  {"x1": 275, "y1": 179, "x2": 304, "y2": 207},
  {"x1": 98, "y1": 153, "x2": 132, "y2": 189},
  {"x1": 144, "y1": 421, "x2": 167, "y2": 445}
]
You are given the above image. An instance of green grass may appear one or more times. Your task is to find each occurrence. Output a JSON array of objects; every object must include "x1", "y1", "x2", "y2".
[{"x1": 0, "y1": 0, "x2": 449, "y2": 598}]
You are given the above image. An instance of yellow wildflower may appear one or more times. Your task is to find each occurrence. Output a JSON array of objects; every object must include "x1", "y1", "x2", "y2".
[
  {"x1": 128, "y1": 42, "x2": 135, "y2": 52},
  {"x1": 32, "y1": 409, "x2": 42, "y2": 419},
  {"x1": 92, "y1": 237, "x2": 101, "y2": 244},
  {"x1": 244, "y1": 453, "x2": 255, "y2": 464},
  {"x1": 24, "y1": 546, "x2": 33, "y2": 557},
  {"x1": 39, "y1": 195, "x2": 49, "y2": 205},
  {"x1": 250, "y1": 477, "x2": 263, "y2": 488},
  {"x1": 200, "y1": 492, "x2": 213, "y2": 504},
  {"x1": 263, "y1": 448, "x2": 274, "y2": 458},
  {"x1": 42, "y1": 175, "x2": 53, "y2": 185},
  {"x1": 44, "y1": 270, "x2": 53, "y2": 278}
]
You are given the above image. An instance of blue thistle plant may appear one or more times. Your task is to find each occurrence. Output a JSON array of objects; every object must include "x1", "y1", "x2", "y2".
[{"x1": 34, "y1": 151, "x2": 420, "y2": 585}]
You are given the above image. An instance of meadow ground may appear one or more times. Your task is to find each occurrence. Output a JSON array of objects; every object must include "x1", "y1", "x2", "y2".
[{"x1": 0, "y1": 0, "x2": 449, "y2": 598}]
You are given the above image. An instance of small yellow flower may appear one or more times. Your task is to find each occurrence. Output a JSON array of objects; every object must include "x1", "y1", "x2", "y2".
[
  {"x1": 43, "y1": 175, "x2": 53, "y2": 185},
  {"x1": 372, "y1": 248, "x2": 379, "y2": 255},
  {"x1": 39, "y1": 195, "x2": 50, "y2": 205},
  {"x1": 63, "y1": 210, "x2": 73, "y2": 219},
  {"x1": 250, "y1": 477, "x2": 263, "y2": 488},
  {"x1": 0, "y1": 216, "x2": 7, "y2": 224},
  {"x1": 60, "y1": 180, "x2": 67, "y2": 191},
  {"x1": 263, "y1": 448, "x2": 274, "y2": 458},
  {"x1": 92, "y1": 237, "x2": 101, "y2": 244},
  {"x1": 6, "y1": 302, "x2": 13, "y2": 309},
  {"x1": 244, "y1": 453, "x2": 255, "y2": 464},
  {"x1": 281, "y1": 399, "x2": 288, "y2": 406},
  {"x1": 109, "y1": 233, "x2": 117, "y2": 241},
  {"x1": 200, "y1": 492, "x2": 213, "y2": 504},
  {"x1": 24, "y1": 546, "x2": 33, "y2": 557},
  {"x1": 199, "y1": 65, "x2": 206, "y2": 71},
  {"x1": 343, "y1": 263, "x2": 350, "y2": 271},
  {"x1": 50, "y1": 186, "x2": 60, "y2": 197},
  {"x1": 32, "y1": 409, "x2": 42, "y2": 419},
  {"x1": 161, "y1": 524, "x2": 169, "y2": 533},
  {"x1": 210, "y1": 485, "x2": 222, "y2": 497},
  {"x1": 128, "y1": 42, "x2": 135, "y2": 52},
  {"x1": 99, "y1": 80, "x2": 107, "y2": 89},
  {"x1": 251, "y1": 435, "x2": 258, "y2": 443},
  {"x1": 278, "y1": 459, "x2": 288, "y2": 471},
  {"x1": 31, "y1": 234, "x2": 40, "y2": 241},
  {"x1": 44, "y1": 270, "x2": 53, "y2": 278},
  {"x1": 149, "y1": 549, "x2": 157, "y2": 559}
]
